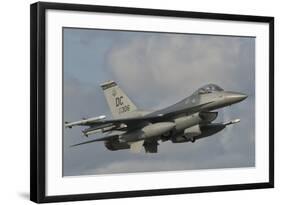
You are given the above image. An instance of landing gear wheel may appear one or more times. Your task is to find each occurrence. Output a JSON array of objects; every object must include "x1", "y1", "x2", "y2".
[{"x1": 191, "y1": 138, "x2": 196, "y2": 143}]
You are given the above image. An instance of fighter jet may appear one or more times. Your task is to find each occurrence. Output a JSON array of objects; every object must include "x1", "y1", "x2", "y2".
[{"x1": 65, "y1": 81, "x2": 247, "y2": 153}]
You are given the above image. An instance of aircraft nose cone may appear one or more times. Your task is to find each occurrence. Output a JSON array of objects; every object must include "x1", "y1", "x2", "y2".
[{"x1": 227, "y1": 92, "x2": 248, "y2": 103}]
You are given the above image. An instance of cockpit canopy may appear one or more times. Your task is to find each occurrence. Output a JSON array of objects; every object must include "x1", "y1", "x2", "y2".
[{"x1": 194, "y1": 84, "x2": 224, "y2": 95}]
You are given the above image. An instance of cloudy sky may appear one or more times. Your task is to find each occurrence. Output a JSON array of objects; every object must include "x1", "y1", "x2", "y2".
[{"x1": 63, "y1": 28, "x2": 255, "y2": 176}]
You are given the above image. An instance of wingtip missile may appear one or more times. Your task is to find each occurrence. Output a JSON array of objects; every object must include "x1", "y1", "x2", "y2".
[
  {"x1": 231, "y1": 119, "x2": 241, "y2": 124},
  {"x1": 65, "y1": 115, "x2": 106, "y2": 128},
  {"x1": 223, "y1": 119, "x2": 241, "y2": 126}
]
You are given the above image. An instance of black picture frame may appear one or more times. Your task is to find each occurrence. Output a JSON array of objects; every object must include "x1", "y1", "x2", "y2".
[{"x1": 30, "y1": 2, "x2": 274, "y2": 203}]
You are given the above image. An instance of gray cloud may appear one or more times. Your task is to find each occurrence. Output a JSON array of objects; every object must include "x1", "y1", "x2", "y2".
[
  {"x1": 63, "y1": 29, "x2": 255, "y2": 176},
  {"x1": 107, "y1": 34, "x2": 254, "y2": 108}
]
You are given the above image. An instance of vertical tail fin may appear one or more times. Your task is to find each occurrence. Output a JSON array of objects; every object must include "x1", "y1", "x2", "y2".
[{"x1": 100, "y1": 81, "x2": 137, "y2": 118}]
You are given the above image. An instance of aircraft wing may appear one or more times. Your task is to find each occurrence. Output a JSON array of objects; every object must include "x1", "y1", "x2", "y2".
[
  {"x1": 65, "y1": 114, "x2": 165, "y2": 135},
  {"x1": 65, "y1": 115, "x2": 162, "y2": 128},
  {"x1": 66, "y1": 101, "x2": 213, "y2": 135}
]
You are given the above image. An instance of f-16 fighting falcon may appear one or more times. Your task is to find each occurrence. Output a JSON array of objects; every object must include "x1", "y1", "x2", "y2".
[{"x1": 65, "y1": 81, "x2": 247, "y2": 153}]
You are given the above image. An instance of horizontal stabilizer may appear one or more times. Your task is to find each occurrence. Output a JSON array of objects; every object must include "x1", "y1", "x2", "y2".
[{"x1": 70, "y1": 135, "x2": 119, "y2": 147}]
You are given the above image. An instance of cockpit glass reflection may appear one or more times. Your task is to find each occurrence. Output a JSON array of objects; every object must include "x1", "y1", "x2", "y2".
[{"x1": 195, "y1": 84, "x2": 224, "y2": 95}]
